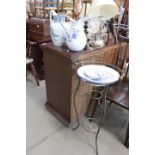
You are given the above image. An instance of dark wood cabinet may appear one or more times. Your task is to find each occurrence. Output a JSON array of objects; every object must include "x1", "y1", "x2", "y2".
[
  {"x1": 41, "y1": 42, "x2": 128, "y2": 126},
  {"x1": 26, "y1": 18, "x2": 51, "y2": 80}
]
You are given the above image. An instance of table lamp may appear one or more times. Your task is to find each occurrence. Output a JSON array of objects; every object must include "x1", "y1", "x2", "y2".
[
  {"x1": 87, "y1": 0, "x2": 119, "y2": 20},
  {"x1": 83, "y1": 0, "x2": 119, "y2": 48}
]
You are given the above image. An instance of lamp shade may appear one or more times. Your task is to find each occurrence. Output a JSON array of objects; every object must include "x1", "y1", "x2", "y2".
[{"x1": 88, "y1": 0, "x2": 119, "y2": 20}]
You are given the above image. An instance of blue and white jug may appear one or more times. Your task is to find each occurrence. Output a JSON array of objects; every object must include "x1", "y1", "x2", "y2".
[
  {"x1": 50, "y1": 10, "x2": 86, "y2": 51},
  {"x1": 50, "y1": 10, "x2": 72, "y2": 46},
  {"x1": 66, "y1": 19, "x2": 86, "y2": 52}
]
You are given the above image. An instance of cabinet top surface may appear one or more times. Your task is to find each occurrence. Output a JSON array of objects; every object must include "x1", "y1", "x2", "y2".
[{"x1": 41, "y1": 42, "x2": 127, "y2": 59}]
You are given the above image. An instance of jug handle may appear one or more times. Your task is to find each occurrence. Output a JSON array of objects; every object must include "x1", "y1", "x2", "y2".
[
  {"x1": 50, "y1": 10, "x2": 57, "y2": 23},
  {"x1": 58, "y1": 16, "x2": 75, "y2": 36}
]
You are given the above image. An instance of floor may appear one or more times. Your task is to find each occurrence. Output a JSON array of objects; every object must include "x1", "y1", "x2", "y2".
[{"x1": 26, "y1": 75, "x2": 129, "y2": 155}]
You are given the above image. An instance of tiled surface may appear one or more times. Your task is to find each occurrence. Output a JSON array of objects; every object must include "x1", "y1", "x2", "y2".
[{"x1": 26, "y1": 77, "x2": 129, "y2": 155}]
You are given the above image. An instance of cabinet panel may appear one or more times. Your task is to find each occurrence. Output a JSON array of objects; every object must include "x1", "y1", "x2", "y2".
[{"x1": 43, "y1": 49, "x2": 72, "y2": 123}]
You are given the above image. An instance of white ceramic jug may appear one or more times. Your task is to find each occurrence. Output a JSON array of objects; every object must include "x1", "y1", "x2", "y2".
[
  {"x1": 49, "y1": 10, "x2": 72, "y2": 46},
  {"x1": 66, "y1": 19, "x2": 86, "y2": 52},
  {"x1": 50, "y1": 10, "x2": 86, "y2": 51}
]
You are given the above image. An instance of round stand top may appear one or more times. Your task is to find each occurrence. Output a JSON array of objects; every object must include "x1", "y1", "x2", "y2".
[{"x1": 77, "y1": 64, "x2": 120, "y2": 86}]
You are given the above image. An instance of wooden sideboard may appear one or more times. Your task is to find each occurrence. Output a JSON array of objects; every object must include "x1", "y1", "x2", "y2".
[{"x1": 41, "y1": 42, "x2": 128, "y2": 126}]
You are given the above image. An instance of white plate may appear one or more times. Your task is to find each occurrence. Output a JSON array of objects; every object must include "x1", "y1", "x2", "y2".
[{"x1": 77, "y1": 65, "x2": 120, "y2": 86}]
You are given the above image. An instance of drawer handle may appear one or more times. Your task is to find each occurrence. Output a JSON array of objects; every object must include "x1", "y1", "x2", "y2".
[{"x1": 37, "y1": 25, "x2": 40, "y2": 28}]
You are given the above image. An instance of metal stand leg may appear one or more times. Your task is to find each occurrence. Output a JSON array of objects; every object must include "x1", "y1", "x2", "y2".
[
  {"x1": 72, "y1": 77, "x2": 81, "y2": 130},
  {"x1": 86, "y1": 90, "x2": 103, "y2": 122},
  {"x1": 95, "y1": 86, "x2": 109, "y2": 155},
  {"x1": 89, "y1": 100, "x2": 98, "y2": 122}
]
